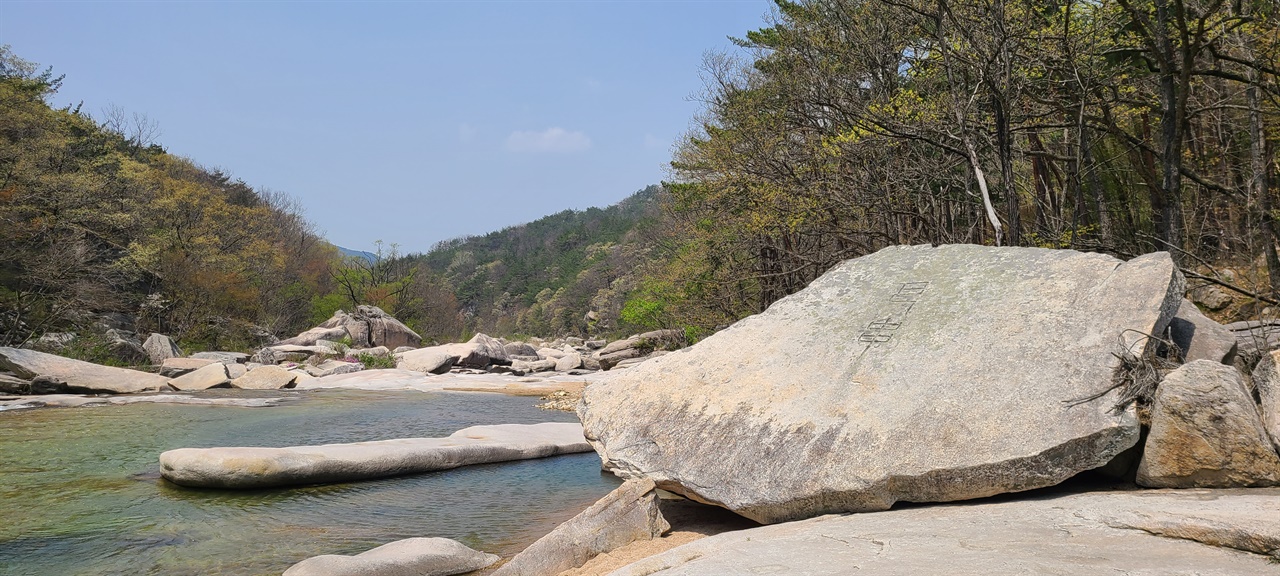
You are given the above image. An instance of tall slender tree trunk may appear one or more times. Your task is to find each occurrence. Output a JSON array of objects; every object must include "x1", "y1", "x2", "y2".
[
  {"x1": 1250, "y1": 67, "x2": 1280, "y2": 295},
  {"x1": 1154, "y1": 0, "x2": 1185, "y2": 261}
]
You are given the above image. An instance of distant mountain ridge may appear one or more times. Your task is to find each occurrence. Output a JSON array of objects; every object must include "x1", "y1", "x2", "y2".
[{"x1": 336, "y1": 246, "x2": 376, "y2": 263}]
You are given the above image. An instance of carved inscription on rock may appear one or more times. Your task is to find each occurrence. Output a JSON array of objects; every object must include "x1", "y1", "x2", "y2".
[{"x1": 858, "y1": 281, "x2": 929, "y2": 345}]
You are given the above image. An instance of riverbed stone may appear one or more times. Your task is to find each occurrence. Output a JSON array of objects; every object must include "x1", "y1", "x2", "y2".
[
  {"x1": 580, "y1": 246, "x2": 1183, "y2": 524},
  {"x1": 493, "y1": 479, "x2": 669, "y2": 576},
  {"x1": 283, "y1": 537, "x2": 499, "y2": 576},
  {"x1": 1169, "y1": 299, "x2": 1237, "y2": 364},
  {"x1": 555, "y1": 353, "x2": 582, "y2": 372},
  {"x1": 159, "y1": 357, "x2": 216, "y2": 378},
  {"x1": 505, "y1": 342, "x2": 539, "y2": 357},
  {"x1": 142, "y1": 333, "x2": 181, "y2": 365},
  {"x1": 160, "y1": 422, "x2": 593, "y2": 489},
  {"x1": 0, "y1": 347, "x2": 169, "y2": 394},
  {"x1": 605, "y1": 489, "x2": 1280, "y2": 575},
  {"x1": 231, "y1": 365, "x2": 297, "y2": 390},
  {"x1": 304, "y1": 359, "x2": 363, "y2": 378},
  {"x1": 167, "y1": 362, "x2": 231, "y2": 391},
  {"x1": 396, "y1": 348, "x2": 457, "y2": 374},
  {"x1": 190, "y1": 351, "x2": 249, "y2": 364},
  {"x1": 1137, "y1": 360, "x2": 1280, "y2": 488}
]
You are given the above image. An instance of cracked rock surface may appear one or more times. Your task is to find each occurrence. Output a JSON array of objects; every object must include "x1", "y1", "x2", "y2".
[{"x1": 606, "y1": 489, "x2": 1280, "y2": 575}]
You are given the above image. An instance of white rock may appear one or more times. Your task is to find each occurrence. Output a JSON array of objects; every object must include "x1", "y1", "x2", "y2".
[
  {"x1": 160, "y1": 422, "x2": 593, "y2": 488},
  {"x1": 283, "y1": 537, "x2": 498, "y2": 576}
]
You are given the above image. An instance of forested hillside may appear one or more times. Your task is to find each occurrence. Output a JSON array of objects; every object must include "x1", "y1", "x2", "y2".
[
  {"x1": 0, "y1": 46, "x2": 669, "y2": 351},
  {"x1": 647, "y1": 0, "x2": 1280, "y2": 331},
  {"x1": 403, "y1": 186, "x2": 664, "y2": 339},
  {"x1": 0, "y1": 47, "x2": 338, "y2": 351}
]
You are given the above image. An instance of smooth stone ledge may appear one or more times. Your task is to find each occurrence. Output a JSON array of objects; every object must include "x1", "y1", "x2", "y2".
[
  {"x1": 159, "y1": 422, "x2": 591, "y2": 489},
  {"x1": 606, "y1": 489, "x2": 1280, "y2": 575}
]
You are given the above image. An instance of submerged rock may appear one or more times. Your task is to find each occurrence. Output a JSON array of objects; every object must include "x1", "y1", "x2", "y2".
[
  {"x1": 580, "y1": 245, "x2": 1183, "y2": 523},
  {"x1": 283, "y1": 537, "x2": 498, "y2": 576},
  {"x1": 0, "y1": 347, "x2": 168, "y2": 394},
  {"x1": 159, "y1": 422, "x2": 592, "y2": 489}
]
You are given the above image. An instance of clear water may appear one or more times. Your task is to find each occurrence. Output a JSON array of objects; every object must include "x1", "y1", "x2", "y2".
[{"x1": 0, "y1": 389, "x2": 621, "y2": 576}]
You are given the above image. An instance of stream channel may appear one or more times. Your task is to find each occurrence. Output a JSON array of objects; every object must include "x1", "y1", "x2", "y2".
[{"x1": 0, "y1": 388, "x2": 621, "y2": 575}]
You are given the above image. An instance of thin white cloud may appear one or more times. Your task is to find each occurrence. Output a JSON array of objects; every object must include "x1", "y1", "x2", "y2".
[
  {"x1": 643, "y1": 133, "x2": 666, "y2": 150},
  {"x1": 583, "y1": 78, "x2": 603, "y2": 93},
  {"x1": 505, "y1": 127, "x2": 592, "y2": 153}
]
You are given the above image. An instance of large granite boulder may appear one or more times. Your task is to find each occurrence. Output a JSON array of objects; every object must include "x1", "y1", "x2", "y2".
[
  {"x1": 580, "y1": 245, "x2": 1184, "y2": 524},
  {"x1": 492, "y1": 479, "x2": 669, "y2": 576},
  {"x1": 396, "y1": 348, "x2": 458, "y2": 374},
  {"x1": 160, "y1": 422, "x2": 592, "y2": 489},
  {"x1": 505, "y1": 341, "x2": 540, "y2": 357},
  {"x1": 142, "y1": 333, "x2": 182, "y2": 365},
  {"x1": 230, "y1": 365, "x2": 298, "y2": 390},
  {"x1": 464, "y1": 333, "x2": 510, "y2": 366},
  {"x1": 1137, "y1": 360, "x2": 1280, "y2": 488},
  {"x1": 0, "y1": 347, "x2": 169, "y2": 394},
  {"x1": 283, "y1": 537, "x2": 498, "y2": 576},
  {"x1": 356, "y1": 305, "x2": 422, "y2": 349},
  {"x1": 279, "y1": 307, "x2": 421, "y2": 349}
]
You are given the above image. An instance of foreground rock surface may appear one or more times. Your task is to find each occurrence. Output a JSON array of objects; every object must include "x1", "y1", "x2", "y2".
[
  {"x1": 606, "y1": 489, "x2": 1280, "y2": 575},
  {"x1": 1138, "y1": 360, "x2": 1280, "y2": 487},
  {"x1": 0, "y1": 347, "x2": 169, "y2": 394},
  {"x1": 283, "y1": 537, "x2": 498, "y2": 576},
  {"x1": 159, "y1": 422, "x2": 592, "y2": 488},
  {"x1": 581, "y1": 245, "x2": 1183, "y2": 523},
  {"x1": 493, "y1": 479, "x2": 669, "y2": 576}
]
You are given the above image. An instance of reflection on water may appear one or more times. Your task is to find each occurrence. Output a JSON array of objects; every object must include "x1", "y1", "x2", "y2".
[{"x1": 0, "y1": 389, "x2": 620, "y2": 576}]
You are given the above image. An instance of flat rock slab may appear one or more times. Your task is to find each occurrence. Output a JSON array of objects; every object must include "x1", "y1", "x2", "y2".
[
  {"x1": 0, "y1": 347, "x2": 168, "y2": 394},
  {"x1": 494, "y1": 479, "x2": 669, "y2": 576},
  {"x1": 0, "y1": 393, "x2": 287, "y2": 411},
  {"x1": 283, "y1": 537, "x2": 497, "y2": 576},
  {"x1": 581, "y1": 246, "x2": 1183, "y2": 523},
  {"x1": 607, "y1": 489, "x2": 1280, "y2": 575},
  {"x1": 159, "y1": 422, "x2": 592, "y2": 489}
]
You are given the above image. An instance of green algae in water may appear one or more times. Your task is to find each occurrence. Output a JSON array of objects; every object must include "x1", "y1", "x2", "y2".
[{"x1": 0, "y1": 390, "x2": 620, "y2": 576}]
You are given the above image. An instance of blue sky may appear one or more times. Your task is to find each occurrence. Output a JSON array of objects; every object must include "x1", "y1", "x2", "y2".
[{"x1": 0, "y1": 0, "x2": 773, "y2": 252}]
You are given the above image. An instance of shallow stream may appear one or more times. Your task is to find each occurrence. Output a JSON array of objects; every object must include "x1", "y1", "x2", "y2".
[{"x1": 0, "y1": 389, "x2": 620, "y2": 575}]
